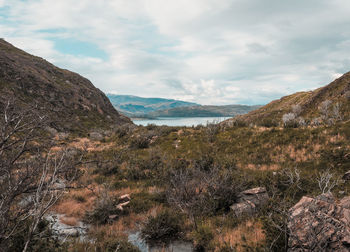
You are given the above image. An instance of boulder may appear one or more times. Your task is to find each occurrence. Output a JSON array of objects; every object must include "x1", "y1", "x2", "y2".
[
  {"x1": 89, "y1": 132, "x2": 103, "y2": 141},
  {"x1": 288, "y1": 193, "x2": 350, "y2": 251},
  {"x1": 230, "y1": 187, "x2": 269, "y2": 216},
  {"x1": 343, "y1": 170, "x2": 350, "y2": 180},
  {"x1": 116, "y1": 194, "x2": 131, "y2": 211}
]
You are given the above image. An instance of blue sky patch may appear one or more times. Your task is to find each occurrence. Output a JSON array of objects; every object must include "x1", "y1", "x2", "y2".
[{"x1": 53, "y1": 38, "x2": 108, "y2": 60}]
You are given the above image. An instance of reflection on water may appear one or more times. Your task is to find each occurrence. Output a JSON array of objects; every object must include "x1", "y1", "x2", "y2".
[
  {"x1": 128, "y1": 232, "x2": 193, "y2": 252},
  {"x1": 132, "y1": 117, "x2": 230, "y2": 127}
]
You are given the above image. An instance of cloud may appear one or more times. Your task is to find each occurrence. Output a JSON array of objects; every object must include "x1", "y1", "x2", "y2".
[{"x1": 1, "y1": 0, "x2": 350, "y2": 105}]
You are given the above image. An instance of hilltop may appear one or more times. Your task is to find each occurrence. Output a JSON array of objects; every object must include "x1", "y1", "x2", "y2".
[
  {"x1": 0, "y1": 39, "x2": 131, "y2": 133},
  {"x1": 227, "y1": 72, "x2": 350, "y2": 126}
]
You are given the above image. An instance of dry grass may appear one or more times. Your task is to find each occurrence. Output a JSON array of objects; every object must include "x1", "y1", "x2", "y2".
[
  {"x1": 52, "y1": 188, "x2": 96, "y2": 218},
  {"x1": 59, "y1": 216, "x2": 78, "y2": 226},
  {"x1": 240, "y1": 163, "x2": 280, "y2": 171},
  {"x1": 68, "y1": 137, "x2": 116, "y2": 152},
  {"x1": 215, "y1": 219, "x2": 265, "y2": 251}
]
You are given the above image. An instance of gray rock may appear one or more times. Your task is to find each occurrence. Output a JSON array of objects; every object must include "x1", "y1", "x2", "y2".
[
  {"x1": 89, "y1": 132, "x2": 103, "y2": 141},
  {"x1": 230, "y1": 187, "x2": 269, "y2": 216},
  {"x1": 343, "y1": 170, "x2": 350, "y2": 180},
  {"x1": 288, "y1": 193, "x2": 350, "y2": 251},
  {"x1": 45, "y1": 213, "x2": 89, "y2": 240}
]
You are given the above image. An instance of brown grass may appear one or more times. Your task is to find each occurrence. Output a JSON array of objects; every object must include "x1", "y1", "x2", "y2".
[
  {"x1": 52, "y1": 188, "x2": 96, "y2": 218},
  {"x1": 215, "y1": 219, "x2": 265, "y2": 251},
  {"x1": 59, "y1": 216, "x2": 78, "y2": 226},
  {"x1": 240, "y1": 163, "x2": 280, "y2": 171}
]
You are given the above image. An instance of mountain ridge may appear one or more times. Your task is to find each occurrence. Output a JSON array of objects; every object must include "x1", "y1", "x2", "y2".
[
  {"x1": 0, "y1": 39, "x2": 131, "y2": 133},
  {"x1": 226, "y1": 71, "x2": 350, "y2": 126},
  {"x1": 107, "y1": 94, "x2": 261, "y2": 118},
  {"x1": 107, "y1": 94, "x2": 199, "y2": 116}
]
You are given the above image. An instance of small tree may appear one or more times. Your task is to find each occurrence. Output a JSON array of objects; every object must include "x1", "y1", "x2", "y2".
[
  {"x1": 166, "y1": 165, "x2": 243, "y2": 229},
  {"x1": 316, "y1": 169, "x2": 339, "y2": 194},
  {"x1": 0, "y1": 101, "x2": 79, "y2": 251},
  {"x1": 282, "y1": 113, "x2": 296, "y2": 127}
]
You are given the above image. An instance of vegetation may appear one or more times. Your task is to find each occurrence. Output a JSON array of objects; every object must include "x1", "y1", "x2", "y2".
[
  {"x1": 1, "y1": 38, "x2": 350, "y2": 251},
  {"x1": 141, "y1": 209, "x2": 185, "y2": 244}
]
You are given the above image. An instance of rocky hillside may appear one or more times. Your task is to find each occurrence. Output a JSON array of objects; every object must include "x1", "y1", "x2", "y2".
[
  {"x1": 0, "y1": 39, "x2": 131, "y2": 133},
  {"x1": 227, "y1": 71, "x2": 350, "y2": 126}
]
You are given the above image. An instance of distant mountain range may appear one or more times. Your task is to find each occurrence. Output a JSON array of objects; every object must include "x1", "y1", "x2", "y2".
[
  {"x1": 107, "y1": 94, "x2": 199, "y2": 117},
  {"x1": 107, "y1": 94, "x2": 261, "y2": 118}
]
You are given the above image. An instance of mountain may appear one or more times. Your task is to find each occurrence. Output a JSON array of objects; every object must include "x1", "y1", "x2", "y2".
[
  {"x1": 106, "y1": 94, "x2": 199, "y2": 116},
  {"x1": 0, "y1": 39, "x2": 131, "y2": 133},
  {"x1": 227, "y1": 71, "x2": 350, "y2": 126},
  {"x1": 148, "y1": 104, "x2": 261, "y2": 117}
]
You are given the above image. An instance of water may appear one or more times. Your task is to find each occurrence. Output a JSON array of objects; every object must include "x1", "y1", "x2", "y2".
[
  {"x1": 128, "y1": 232, "x2": 193, "y2": 252},
  {"x1": 132, "y1": 117, "x2": 230, "y2": 127}
]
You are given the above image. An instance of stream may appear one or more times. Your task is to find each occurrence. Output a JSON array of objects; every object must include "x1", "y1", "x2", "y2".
[{"x1": 128, "y1": 232, "x2": 193, "y2": 252}]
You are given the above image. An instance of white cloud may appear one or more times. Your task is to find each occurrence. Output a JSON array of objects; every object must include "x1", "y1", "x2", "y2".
[{"x1": 1, "y1": 0, "x2": 350, "y2": 105}]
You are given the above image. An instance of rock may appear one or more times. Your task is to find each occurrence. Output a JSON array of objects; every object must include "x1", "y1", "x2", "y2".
[
  {"x1": 119, "y1": 194, "x2": 131, "y2": 203},
  {"x1": 288, "y1": 193, "x2": 350, "y2": 251},
  {"x1": 89, "y1": 132, "x2": 103, "y2": 141},
  {"x1": 108, "y1": 214, "x2": 118, "y2": 220},
  {"x1": 343, "y1": 170, "x2": 350, "y2": 180},
  {"x1": 230, "y1": 202, "x2": 256, "y2": 216},
  {"x1": 230, "y1": 187, "x2": 269, "y2": 216},
  {"x1": 238, "y1": 187, "x2": 269, "y2": 205},
  {"x1": 116, "y1": 194, "x2": 131, "y2": 211},
  {"x1": 116, "y1": 201, "x2": 130, "y2": 211},
  {"x1": 340, "y1": 196, "x2": 350, "y2": 209},
  {"x1": 45, "y1": 213, "x2": 88, "y2": 240}
]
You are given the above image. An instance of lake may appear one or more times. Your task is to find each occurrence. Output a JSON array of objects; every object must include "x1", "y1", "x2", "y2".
[{"x1": 132, "y1": 117, "x2": 230, "y2": 127}]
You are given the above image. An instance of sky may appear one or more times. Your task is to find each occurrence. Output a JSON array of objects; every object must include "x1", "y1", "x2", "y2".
[{"x1": 0, "y1": 0, "x2": 350, "y2": 105}]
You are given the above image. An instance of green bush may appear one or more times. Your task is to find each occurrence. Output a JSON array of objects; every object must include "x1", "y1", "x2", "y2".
[
  {"x1": 70, "y1": 237, "x2": 140, "y2": 252},
  {"x1": 98, "y1": 238, "x2": 140, "y2": 252},
  {"x1": 85, "y1": 191, "x2": 123, "y2": 225},
  {"x1": 6, "y1": 218, "x2": 64, "y2": 252},
  {"x1": 130, "y1": 191, "x2": 166, "y2": 213},
  {"x1": 141, "y1": 209, "x2": 184, "y2": 244},
  {"x1": 191, "y1": 224, "x2": 214, "y2": 251}
]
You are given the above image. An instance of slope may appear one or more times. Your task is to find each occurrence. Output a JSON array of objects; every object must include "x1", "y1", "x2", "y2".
[
  {"x1": 0, "y1": 39, "x2": 131, "y2": 133},
  {"x1": 227, "y1": 71, "x2": 350, "y2": 126}
]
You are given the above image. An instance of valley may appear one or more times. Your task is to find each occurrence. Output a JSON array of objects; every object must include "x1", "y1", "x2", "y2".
[{"x1": 0, "y1": 39, "x2": 350, "y2": 252}]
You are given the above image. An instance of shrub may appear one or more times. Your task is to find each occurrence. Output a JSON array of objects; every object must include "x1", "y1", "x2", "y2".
[
  {"x1": 259, "y1": 118, "x2": 278, "y2": 127},
  {"x1": 141, "y1": 209, "x2": 184, "y2": 244},
  {"x1": 167, "y1": 166, "x2": 244, "y2": 219},
  {"x1": 98, "y1": 238, "x2": 140, "y2": 252},
  {"x1": 73, "y1": 195, "x2": 87, "y2": 203},
  {"x1": 72, "y1": 237, "x2": 140, "y2": 252},
  {"x1": 205, "y1": 122, "x2": 221, "y2": 142},
  {"x1": 114, "y1": 124, "x2": 134, "y2": 138},
  {"x1": 130, "y1": 191, "x2": 166, "y2": 213},
  {"x1": 85, "y1": 190, "x2": 122, "y2": 225},
  {"x1": 191, "y1": 224, "x2": 214, "y2": 251},
  {"x1": 130, "y1": 134, "x2": 150, "y2": 149},
  {"x1": 282, "y1": 113, "x2": 297, "y2": 127}
]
